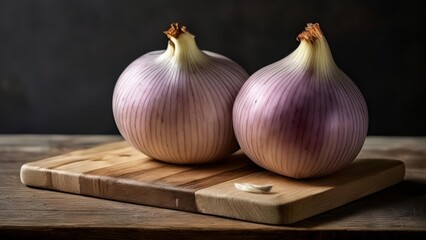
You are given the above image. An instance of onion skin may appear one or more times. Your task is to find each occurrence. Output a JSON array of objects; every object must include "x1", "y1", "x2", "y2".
[
  {"x1": 113, "y1": 23, "x2": 248, "y2": 164},
  {"x1": 233, "y1": 23, "x2": 368, "y2": 179}
]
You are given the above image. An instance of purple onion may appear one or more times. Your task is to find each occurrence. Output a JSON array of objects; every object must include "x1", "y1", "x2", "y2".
[
  {"x1": 113, "y1": 23, "x2": 248, "y2": 164},
  {"x1": 233, "y1": 23, "x2": 368, "y2": 178}
]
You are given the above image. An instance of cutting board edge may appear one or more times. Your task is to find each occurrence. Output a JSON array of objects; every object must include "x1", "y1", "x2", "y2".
[
  {"x1": 21, "y1": 163, "x2": 84, "y2": 194},
  {"x1": 21, "y1": 163, "x2": 49, "y2": 188},
  {"x1": 281, "y1": 160, "x2": 406, "y2": 224}
]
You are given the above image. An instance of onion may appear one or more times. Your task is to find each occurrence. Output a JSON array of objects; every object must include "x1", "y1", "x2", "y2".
[
  {"x1": 113, "y1": 23, "x2": 248, "y2": 164},
  {"x1": 233, "y1": 23, "x2": 368, "y2": 179}
]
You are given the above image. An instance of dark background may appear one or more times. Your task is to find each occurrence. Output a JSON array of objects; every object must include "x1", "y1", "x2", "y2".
[{"x1": 0, "y1": 0, "x2": 424, "y2": 135}]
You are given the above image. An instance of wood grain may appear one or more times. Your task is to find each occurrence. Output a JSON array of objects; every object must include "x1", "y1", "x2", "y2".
[
  {"x1": 20, "y1": 140, "x2": 405, "y2": 224},
  {"x1": 1, "y1": 135, "x2": 425, "y2": 239}
]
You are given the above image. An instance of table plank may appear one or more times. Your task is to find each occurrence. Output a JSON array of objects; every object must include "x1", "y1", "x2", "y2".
[{"x1": 0, "y1": 135, "x2": 425, "y2": 239}]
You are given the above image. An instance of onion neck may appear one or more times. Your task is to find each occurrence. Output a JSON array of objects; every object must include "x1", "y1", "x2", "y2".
[
  {"x1": 158, "y1": 23, "x2": 209, "y2": 67},
  {"x1": 290, "y1": 23, "x2": 338, "y2": 75}
]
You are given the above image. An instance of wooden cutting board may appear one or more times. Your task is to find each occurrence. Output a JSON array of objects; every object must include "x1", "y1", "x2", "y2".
[{"x1": 20, "y1": 141, "x2": 405, "y2": 225}]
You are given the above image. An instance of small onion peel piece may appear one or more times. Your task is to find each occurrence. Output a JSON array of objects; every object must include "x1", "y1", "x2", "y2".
[{"x1": 234, "y1": 183, "x2": 273, "y2": 194}]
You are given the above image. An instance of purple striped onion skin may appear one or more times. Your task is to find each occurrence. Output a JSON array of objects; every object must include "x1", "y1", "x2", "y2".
[
  {"x1": 113, "y1": 23, "x2": 248, "y2": 164},
  {"x1": 233, "y1": 23, "x2": 368, "y2": 179}
]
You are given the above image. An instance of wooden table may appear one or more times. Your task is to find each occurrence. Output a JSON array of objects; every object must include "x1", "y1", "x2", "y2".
[{"x1": 1, "y1": 135, "x2": 425, "y2": 239}]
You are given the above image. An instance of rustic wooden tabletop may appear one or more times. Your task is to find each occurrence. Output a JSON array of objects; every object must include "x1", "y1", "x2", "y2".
[{"x1": 0, "y1": 135, "x2": 425, "y2": 239}]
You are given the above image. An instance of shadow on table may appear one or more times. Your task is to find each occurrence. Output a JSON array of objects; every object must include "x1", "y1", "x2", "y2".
[{"x1": 289, "y1": 179, "x2": 426, "y2": 228}]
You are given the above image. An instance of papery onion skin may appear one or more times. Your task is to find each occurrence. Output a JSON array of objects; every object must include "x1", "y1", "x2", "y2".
[
  {"x1": 233, "y1": 23, "x2": 368, "y2": 179},
  {"x1": 113, "y1": 23, "x2": 248, "y2": 164}
]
